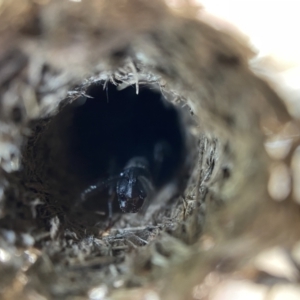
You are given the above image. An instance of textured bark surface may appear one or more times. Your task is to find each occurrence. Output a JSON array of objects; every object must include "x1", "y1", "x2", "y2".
[{"x1": 0, "y1": 1, "x2": 299, "y2": 299}]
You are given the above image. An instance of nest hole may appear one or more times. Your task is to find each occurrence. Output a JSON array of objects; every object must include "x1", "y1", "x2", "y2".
[{"x1": 22, "y1": 79, "x2": 207, "y2": 239}]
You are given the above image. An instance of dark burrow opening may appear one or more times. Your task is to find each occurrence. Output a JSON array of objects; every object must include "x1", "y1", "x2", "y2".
[{"x1": 22, "y1": 81, "x2": 196, "y2": 236}]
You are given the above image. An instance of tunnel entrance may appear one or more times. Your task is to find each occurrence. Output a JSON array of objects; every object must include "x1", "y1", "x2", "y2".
[
  {"x1": 23, "y1": 81, "x2": 195, "y2": 233},
  {"x1": 68, "y1": 82, "x2": 189, "y2": 214}
]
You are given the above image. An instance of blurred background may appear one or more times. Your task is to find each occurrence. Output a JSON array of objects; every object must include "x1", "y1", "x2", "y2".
[
  {"x1": 170, "y1": 0, "x2": 300, "y2": 118},
  {"x1": 176, "y1": 1, "x2": 300, "y2": 299}
]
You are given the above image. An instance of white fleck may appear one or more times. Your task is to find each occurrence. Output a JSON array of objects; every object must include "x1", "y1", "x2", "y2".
[
  {"x1": 88, "y1": 285, "x2": 108, "y2": 300},
  {"x1": 151, "y1": 253, "x2": 168, "y2": 267},
  {"x1": 113, "y1": 280, "x2": 124, "y2": 288},
  {"x1": 64, "y1": 229, "x2": 78, "y2": 240},
  {"x1": 21, "y1": 234, "x2": 35, "y2": 246},
  {"x1": 30, "y1": 198, "x2": 44, "y2": 219},
  {"x1": 50, "y1": 216, "x2": 60, "y2": 239},
  {"x1": 0, "y1": 141, "x2": 20, "y2": 172},
  {"x1": 24, "y1": 249, "x2": 39, "y2": 264},
  {"x1": 0, "y1": 248, "x2": 11, "y2": 262}
]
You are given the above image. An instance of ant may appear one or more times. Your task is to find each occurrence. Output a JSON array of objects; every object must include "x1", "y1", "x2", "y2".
[{"x1": 80, "y1": 142, "x2": 169, "y2": 219}]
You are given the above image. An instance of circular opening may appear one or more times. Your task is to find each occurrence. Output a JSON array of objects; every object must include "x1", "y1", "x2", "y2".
[{"x1": 22, "y1": 80, "x2": 198, "y2": 236}]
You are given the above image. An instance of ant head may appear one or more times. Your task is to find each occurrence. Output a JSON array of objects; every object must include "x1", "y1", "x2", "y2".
[{"x1": 117, "y1": 177, "x2": 147, "y2": 213}]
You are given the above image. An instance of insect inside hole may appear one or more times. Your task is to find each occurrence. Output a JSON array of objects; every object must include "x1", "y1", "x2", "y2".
[{"x1": 80, "y1": 141, "x2": 169, "y2": 219}]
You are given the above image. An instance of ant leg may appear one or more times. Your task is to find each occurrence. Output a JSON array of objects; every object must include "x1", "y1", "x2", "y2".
[
  {"x1": 79, "y1": 174, "x2": 119, "y2": 205},
  {"x1": 80, "y1": 180, "x2": 107, "y2": 203}
]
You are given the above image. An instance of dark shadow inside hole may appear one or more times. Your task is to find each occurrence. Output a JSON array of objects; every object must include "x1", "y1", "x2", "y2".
[
  {"x1": 27, "y1": 82, "x2": 191, "y2": 227},
  {"x1": 68, "y1": 83, "x2": 187, "y2": 213},
  {"x1": 72, "y1": 84, "x2": 183, "y2": 181}
]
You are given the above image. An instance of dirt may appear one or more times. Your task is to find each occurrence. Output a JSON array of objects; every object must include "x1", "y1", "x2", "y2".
[{"x1": 0, "y1": 1, "x2": 299, "y2": 300}]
